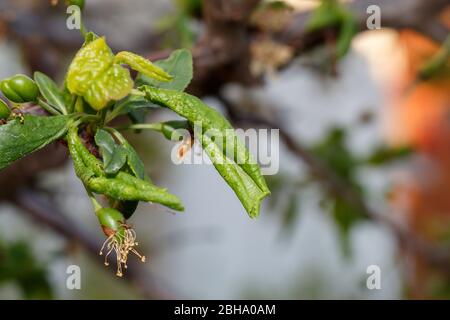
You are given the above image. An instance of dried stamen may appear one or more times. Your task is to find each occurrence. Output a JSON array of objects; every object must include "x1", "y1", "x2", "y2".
[{"x1": 99, "y1": 225, "x2": 146, "y2": 277}]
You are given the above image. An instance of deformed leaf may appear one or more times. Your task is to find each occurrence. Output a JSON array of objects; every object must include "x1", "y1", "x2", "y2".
[
  {"x1": 142, "y1": 86, "x2": 270, "y2": 218},
  {"x1": 201, "y1": 134, "x2": 268, "y2": 218},
  {"x1": 84, "y1": 64, "x2": 133, "y2": 111},
  {"x1": 0, "y1": 115, "x2": 71, "y2": 170},
  {"x1": 115, "y1": 51, "x2": 173, "y2": 82},
  {"x1": 66, "y1": 37, "x2": 133, "y2": 110},
  {"x1": 136, "y1": 49, "x2": 193, "y2": 92}
]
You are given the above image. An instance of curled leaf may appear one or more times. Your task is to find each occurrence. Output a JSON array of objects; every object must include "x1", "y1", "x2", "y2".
[
  {"x1": 115, "y1": 51, "x2": 173, "y2": 82},
  {"x1": 136, "y1": 49, "x2": 193, "y2": 92},
  {"x1": 66, "y1": 37, "x2": 133, "y2": 110},
  {"x1": 141, "y1": 86, "x2": 270, "y2": 218}
]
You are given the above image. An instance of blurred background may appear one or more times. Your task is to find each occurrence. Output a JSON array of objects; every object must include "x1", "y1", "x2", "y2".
[{"x1": 0, "y1": 0, "x2": 449, "y2": 299}]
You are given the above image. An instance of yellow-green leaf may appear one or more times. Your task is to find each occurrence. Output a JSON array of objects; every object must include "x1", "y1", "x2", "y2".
[
  {"x1": 66, "y1": 37, "x2": 133, "y2": 110},
  {"x1": 115, "y1": 51, "x2": 173, "y2": 82}
]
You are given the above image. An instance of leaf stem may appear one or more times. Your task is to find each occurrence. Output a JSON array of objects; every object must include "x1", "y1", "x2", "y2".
[
  {"x1": 114, "y1": 123, "x2": 163, "y2": 132},
  {"x1": 84, "y1": 185, "x2": 102, "y2": 212},
  {"x1": 104, "y1": 93, "x2": 147, "y2": 124}
]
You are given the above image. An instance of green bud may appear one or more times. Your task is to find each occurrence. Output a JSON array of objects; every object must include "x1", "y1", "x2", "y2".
[
  {"x1": 0, "y1": 99, "x2": 10, "y2": 120},
  {"x1": 0, "y1": 74, "x2": 39, "y2": 103},
  {"x1": 96, "y1": 208, "x2": 125, "y2": 237},
  {"x1": 96, "y1": 207, "x2": 145, "y2": 277}
]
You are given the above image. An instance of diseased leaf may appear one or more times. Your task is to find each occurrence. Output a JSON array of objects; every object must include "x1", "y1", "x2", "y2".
[
  {"x1": 34, "y1": 72, "x2": 67, "y2": 114},
  {"x1": 142, "y1": 86, "x2": 270, "y2": 218},
  {"x1": 201, "y1": 134, "x2": 268, "y2": 218},
  {"x1": 94, "y1": 129, "x2": 127, "y2": 175},
  {"x1": 0, "y1": 115, "x2": 70, "y2": 170},
  {"x1": 115, "y1": 51, "x2": 173, "y2": 82},
  {"x1": 136, "y1": 49, "x2": 193, "y2": 92},
  {"x1": 66, "y1": 37, "x2": 133, "y2": 110},
  {"x1": 84, "y1": 64, "x2": 133, "y2": 111}
]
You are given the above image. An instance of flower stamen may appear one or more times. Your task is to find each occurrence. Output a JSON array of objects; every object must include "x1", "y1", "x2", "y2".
[{"x1": 99, "y1": 224, "x2": 145, "y2": 277}]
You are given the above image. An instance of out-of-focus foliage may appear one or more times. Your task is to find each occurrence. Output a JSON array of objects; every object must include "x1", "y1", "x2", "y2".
[
  {"x1": 268, "y1": 125, "x2": 414, "y2": 254},
  {"x1": 0, "y1": 239, "x2": 52, "y2": 299},
  {"x1": 311, "y1": 127, "x2": 363, "y2": 255},
  {"x1": 155, "y1": 0, "x2": 203, "y2": 48},
  {"x1": 364, "y1": 145, "x2": 413, "y2": 166}
]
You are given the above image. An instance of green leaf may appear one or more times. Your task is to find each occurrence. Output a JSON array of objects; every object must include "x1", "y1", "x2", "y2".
[
  {"x1": 128, "y1": 108, "x2": 148, "y2": 125},
  {"x1": 124, "y1": 145, "x2": 145, "y2": 180},
  {"x1": 66, "y1": 37, "x2": 133, "y2": 110},
  {"x1": 94, "y1": 129, "x2": 127, "y2": 175},
  {"x1": 142, "y1": 86, "x2": 270, "y2": 218},
  {"x1": 109, "y1": 95, "x2": 159, "y2": 120},
  {"x1": 136, "y1": 49, "x2": 193, "y2": 92},
  {"x1": 34, "y1": 72, "x2": 67, "y2": 115},
  {"x1": 112, "y1": 130, "x2": 146, "y2": 180},
  {"x1": 0, "y1": 115, "x2": 70, "y2": 170}
]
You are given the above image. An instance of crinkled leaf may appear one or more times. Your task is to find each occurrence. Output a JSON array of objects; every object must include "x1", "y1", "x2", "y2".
[
  {"x1": 201, "y1": 134, "x2": 268, "y2": 218},
  {"x1": 34, "y1": 72, "x2": 67, "y2": 114},
  {"x1": 89, "y1": 171, "x2": 184, "y2": 211},
  {"x1": 142, "y1": 86, "x2": 270, "y2": 218},
  {"x1": 136, "y1": 49, "x2": 193, "y2": 92},
  {"x1": 0, "y1": 115, "x2": 70, "y2": 170},
  {"x1": 84, "y1": 64, "x2": 133, "y2": 110},
  {"x1": 66, "y1": 37, "x2": 133, "y2": 110},
  {"x1": 94, "y1": 129, "x2": 127, "y2": 175},
  {"x1": 115, "y1": 51, "x2": 172, "y2": 82}
]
